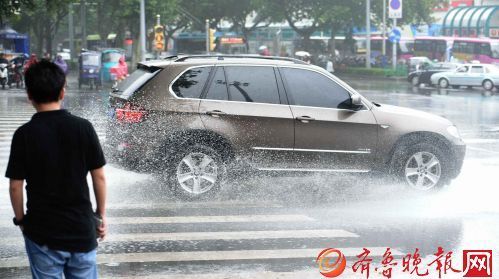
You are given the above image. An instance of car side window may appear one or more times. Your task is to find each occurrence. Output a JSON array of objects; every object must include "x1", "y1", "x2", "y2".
[
  {"x1": 456, "y1": 66, "x2": 468, "y2": 73},
  {"x1": 172, "y1": 66, "x2": 212, "y2": 98},
  {"x1": 470, "y1": 66, "x2": 483, "y2": 74},
  {"x1": 281, "y1": 67, "x2": 352, "y2": 109},
  {"x1": 224, "y1": 66, "x2": 280, "y2": 104},
  {"x1": 205, "y1": 67, "x2": 228, "y2": 100}
]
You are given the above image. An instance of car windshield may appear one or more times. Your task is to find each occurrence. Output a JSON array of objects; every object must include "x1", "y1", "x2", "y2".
[
  {"x1": 102, "y1": 52, "x2": 122, "y2": 63},
  {"x1": 82, "y1": 54, "x2": 99, "y2": 66},
  {"x1": 486, "y1": 64, "x2": 499, "y2": 73}
]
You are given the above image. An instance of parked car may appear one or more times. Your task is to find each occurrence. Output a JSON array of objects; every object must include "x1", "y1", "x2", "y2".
[
  {"x1": 431, "y1": 63, "x2": 499, "y2": 90},
  {"x1": 106, "y1": 55, "x2": 466, "y2": 199},
  {"x1": 407, "y1": 62, "x2": 460, "y2": 86},
  {"x1": 408, "y1": 56, "x2": 433, "y2": 72}
]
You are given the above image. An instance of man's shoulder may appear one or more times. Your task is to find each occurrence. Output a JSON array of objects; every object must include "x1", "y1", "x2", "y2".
[
  {"x1": 13, "y1": 122, "x2": 29, "y2": 137},
  {"x1": 65, "y1": 113, "x2": 93, "y2": 127}
]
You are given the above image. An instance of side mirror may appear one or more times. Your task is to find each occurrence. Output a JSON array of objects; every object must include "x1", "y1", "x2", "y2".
[
  {"x1": 352, "y1": 94, "x2": 362, "y2": 106},
  {"x1": 348, "y1": 94, "x2": 363, "y2": 111}
]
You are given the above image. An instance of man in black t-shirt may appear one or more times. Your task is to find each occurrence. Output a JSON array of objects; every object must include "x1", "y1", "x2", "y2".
[{"x1": 6, "y1": 60, "x2": 107, "y2": 278}]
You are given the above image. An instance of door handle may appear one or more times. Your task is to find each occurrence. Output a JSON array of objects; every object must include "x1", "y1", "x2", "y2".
[
  {"x1": 206, "y1": 110, "x2": 226, "y2": 117},
  {"x1": 296, "y1": 116, "x2": 315, "y2": 123}
]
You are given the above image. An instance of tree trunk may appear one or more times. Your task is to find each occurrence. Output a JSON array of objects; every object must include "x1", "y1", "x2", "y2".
[{"x1": 329, "y1": 27, "x2": 337, "y2": 58}]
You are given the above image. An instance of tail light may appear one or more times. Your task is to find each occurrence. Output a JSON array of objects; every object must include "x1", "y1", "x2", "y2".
[{"x1": 115, "y1": 102, "x2": 147, "y2": 124}]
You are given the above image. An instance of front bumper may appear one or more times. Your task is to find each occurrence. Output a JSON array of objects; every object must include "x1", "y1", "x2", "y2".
[{"x1": 448, "y1": 144, "x2": 466, "y2": 179}]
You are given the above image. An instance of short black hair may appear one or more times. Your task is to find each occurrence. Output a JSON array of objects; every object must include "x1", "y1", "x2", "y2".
[{"x1": 25, "y1": 59, "x2": 66, "y2": 104}]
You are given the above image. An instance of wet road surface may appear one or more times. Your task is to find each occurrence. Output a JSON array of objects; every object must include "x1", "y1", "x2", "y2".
[{"x1": 0, "y1": 76, "x2": 498, "y2": 278}]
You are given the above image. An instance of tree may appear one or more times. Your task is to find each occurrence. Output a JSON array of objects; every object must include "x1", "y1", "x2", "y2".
[
  {"x1": 223, "y1": 0, "x2": 270, "y2": 51},
  {"x1": 0, "y1": 0, "x2": 33, "y2": 26},
  {"x1": 12, "y1": 0, "x2": 70, "y2": 56},
  {"x1": 261, "y1": 0, "x2": 328, "y2": 52}
]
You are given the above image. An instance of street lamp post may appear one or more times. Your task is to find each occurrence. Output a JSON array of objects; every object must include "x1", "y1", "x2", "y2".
[
  {"x1": 140, "y1": 0, "x2": 146, "y2": 62},
  {"x1": 80, "y1": 0, "x2": 86, "y2": 50},
  {"x1": 366, "y1": 0, "x2": 371, "y2": 69},
  {"x1": 382, "y1": 0, "x2": 386, "y2": 57}
]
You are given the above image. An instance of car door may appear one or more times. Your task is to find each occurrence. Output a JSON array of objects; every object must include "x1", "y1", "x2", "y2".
[
  {"x1": 279, "y1": 66, "x2": 378, "y2": 171},
  {"x1": 198, "y1": 65, "x2": 295, "y2": 169},
  {"x1": 450, "y1": 65, "x2": 469, "y2": 85},
  {"x1": 469, "y1": 65, "x2": 485, "y2": 86}
]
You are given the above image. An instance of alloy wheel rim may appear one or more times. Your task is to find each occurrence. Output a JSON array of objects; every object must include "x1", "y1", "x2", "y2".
[
  {"x1": 404, "y1": 151, "x2": 441, "y2": 190},
  {"x1": 440, "y1": 79, "x2": 448, "y2": 88},
  {"x1": 176, "y1": 152, "x2": 218, "y2": 194},
  {"x1": 484, "y1": 81, "x2": 492, "y2": 90}
]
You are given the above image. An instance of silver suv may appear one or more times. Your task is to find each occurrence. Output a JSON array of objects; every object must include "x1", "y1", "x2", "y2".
[{"x1": 106, "y1": 55, "x2": 465, "y2": 198}]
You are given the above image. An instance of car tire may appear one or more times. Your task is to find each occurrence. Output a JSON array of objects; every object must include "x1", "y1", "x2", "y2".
[
  {"x1": 483, "y1": 80, "x2": 494, "y2": 91},
  {"x1": 166, "y1": 144, "x2": 227, "y2": 200},
  {"x1": 411, "y1": 76, "x2": 420, "y2": 86},
  {"x1": 391, "y1": 142, "x2": 450, "y2": 192},
  {"x1": 438, "y1": 78, "x2": 449, "y2": 89}
]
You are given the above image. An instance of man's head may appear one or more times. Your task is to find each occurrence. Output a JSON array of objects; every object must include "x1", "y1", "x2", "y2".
[{"x1": 25, "y1": 60, "x2": 66, "y2": 104}]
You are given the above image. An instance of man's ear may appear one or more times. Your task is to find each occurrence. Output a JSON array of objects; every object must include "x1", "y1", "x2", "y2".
[{"x1": 59, "y1": 87, "x2": 65, "y2": 101}]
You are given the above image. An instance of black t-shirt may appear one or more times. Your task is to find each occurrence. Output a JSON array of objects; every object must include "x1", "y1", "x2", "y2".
[{"x1": 5, "y1": 109, "x2": 105, "y2": 252}]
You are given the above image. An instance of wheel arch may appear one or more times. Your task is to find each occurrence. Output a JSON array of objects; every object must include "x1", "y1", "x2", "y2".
[
  {"x1": 386, "y1": 131, "x2": 453, "y2": 174},
  {"x1": 159, "y1": 129, "x2": 235, "y2": 165}
]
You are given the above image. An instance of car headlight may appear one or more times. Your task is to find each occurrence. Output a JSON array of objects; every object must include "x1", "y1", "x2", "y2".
[{"x1": 447, "y1": 125, "x2": 461, "y2": 139}]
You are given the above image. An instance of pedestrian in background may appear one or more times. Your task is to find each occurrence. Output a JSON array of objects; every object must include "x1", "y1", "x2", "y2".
[
  {"x1": 54, "y1": 54, "x2": 68, "y2": 75},
  {"x1": 6, "y1": 60, "x2": 107, "y2": 278},
  {"x1": 23, "y1": 54, "x2": 38, "y2": 74}
]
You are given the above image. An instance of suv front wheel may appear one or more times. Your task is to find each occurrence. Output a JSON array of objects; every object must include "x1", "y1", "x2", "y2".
[
  {"x1": 166, "y1": 144, "x2": 226, "y2": 199},
  {"x1": 392, "y1": 142, "x2": 450, "y2": 191}
]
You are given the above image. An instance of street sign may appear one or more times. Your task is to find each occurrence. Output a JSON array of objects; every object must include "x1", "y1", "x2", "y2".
[
  {"x1": 389, "y1": 0, "x2": 402, "y2": 19},
  {"x1": 389, "y1": 28, "x2": 401, "y2": 43}
]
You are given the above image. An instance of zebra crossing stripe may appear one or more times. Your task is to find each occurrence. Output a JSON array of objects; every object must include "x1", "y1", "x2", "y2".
[
  {"x1": 0, "y1": 214, "x2": 311, "y2": 228},
  {"x1": 1, "y1": 229, "x2": 358, "y2": 245},
  {"x1": 0, "y1": 247, "x2": 403, "y2": 268}
]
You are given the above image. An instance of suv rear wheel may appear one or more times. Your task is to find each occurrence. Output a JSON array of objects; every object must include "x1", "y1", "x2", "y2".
[
  {"x1": 392, "y1": 142, "x2": 449, "y2": 191},
  {"x1": 167, "y1": 144, "x2": 226, "y2": 199}
]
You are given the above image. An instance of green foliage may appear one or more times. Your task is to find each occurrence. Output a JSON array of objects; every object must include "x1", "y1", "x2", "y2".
[
  {"x1": 0, "y1": 0, "x2": 33, "y2": 25},
  {"x1": 2, "y1": 0, "x2": 440, "y2": 56},
  {"x1": 338, "y1": 66, "x2": 407, "y2": 77}
]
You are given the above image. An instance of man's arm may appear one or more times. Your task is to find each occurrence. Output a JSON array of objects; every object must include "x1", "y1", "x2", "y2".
[
  {"x1": 9, "y1": 179, "x2": 24, "y2": 229},
  {"x1": 90, "y1": 167, "x2": 107, "y2": 240}
]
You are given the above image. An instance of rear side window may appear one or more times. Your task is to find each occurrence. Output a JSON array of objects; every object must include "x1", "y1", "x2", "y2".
[
  {"x1": 172, "y1": 67, "x2": 211, "y2": 98},
  {"x1": 205, "y1": 67, "x2": 228, "y2": 101},
  {"x1": 470, "y1": 66, "x2": 483, "y2": 74},
  {"x1": 281, "y1": 68, "x2": 351, "y2": 109},
  {"x1": 224, "y1": 66, "x2": 280, "y2": 104},
  {"x1": 114, "y1": 68, "x2": 159, "y2": 99}
]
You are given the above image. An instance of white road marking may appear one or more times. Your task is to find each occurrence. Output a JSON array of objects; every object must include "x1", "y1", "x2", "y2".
[
  {"x1": 0, "y1": 247, "x2": 402, "y2": 268},
  {"x1": 0, "y1": 229, "x2": 355, "y2": 247},
  {"x1": 0, "y1": 214, "x2": 312, "y2": 228}
]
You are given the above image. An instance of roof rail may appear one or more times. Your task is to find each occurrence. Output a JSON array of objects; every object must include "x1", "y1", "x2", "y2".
[{"x1": 173, "y1": 55, "x2": 307, "y2": 65}]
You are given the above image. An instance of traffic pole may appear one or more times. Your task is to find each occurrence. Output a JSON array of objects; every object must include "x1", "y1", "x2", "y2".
[
  {"x1": 392, "y1": 18, "x2": 397, "y2": 69},
  {"x1": 366, "y1": 0, "x2": 371, "y2": 69},
  {"x1": 205, "y1": 19, "x2": 210, "y2": 54},
  {"x1": 382, "y1": 0, "x2": 386, "y2": 57},
  {"x1": 140, "y1": 0, "x2": 146, "y2": 62}
]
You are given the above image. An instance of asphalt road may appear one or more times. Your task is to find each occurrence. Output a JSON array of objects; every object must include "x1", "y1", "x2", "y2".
[{"x1": 0, "y1": 76, "x2": 498, "y2": 278}]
